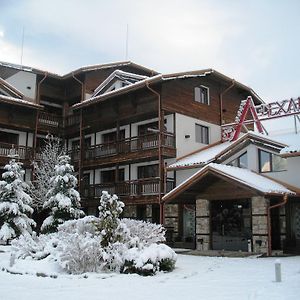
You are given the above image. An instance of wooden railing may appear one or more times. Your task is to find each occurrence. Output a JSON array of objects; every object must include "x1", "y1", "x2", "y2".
[
  {"x1": 65, "y1": 114, "x2": 80, "y2": 127},
  {"x1": 82, "y1": 178, "x2": 175, "y2": 198},
  {"x1": 81, "y1": 133, "x2": 175, "y2": 161},
  {"x1": 38, "y1": 112, "x2": 62, "y2": 128},
  {"x1": 0, "y1": 142, "x2": 33, "y2": 160}
]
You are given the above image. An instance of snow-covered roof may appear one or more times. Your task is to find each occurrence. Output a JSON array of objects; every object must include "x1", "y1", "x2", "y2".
[
  {"x1": 0, "y1": 77, "x2": 24, "y2": 99},
  {"x1": 163, "y1": 163, "x2": 296, "y2": 203},
  {"x1": 168, "y1": 131, "x2": 288, "y2": 170},
  {"x1": 0, "y1": 94, "x2": 43, "y2": 109},
  {"x1": 168, "y1": 142, "x2": 231, "y2": 169},
  {"x1": 73, "y1": 69, "x2": 263, "y2": 110},
  {"x1": 0, "y1": 60, "x2": 157, "y2": 79},
  {"x1": 92, "y1": 70, "x2": 148, "y2": 97}
]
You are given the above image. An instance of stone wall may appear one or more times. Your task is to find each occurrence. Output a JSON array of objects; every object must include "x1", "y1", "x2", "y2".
[
  {"x1": 195, "y1": 198, "x2": 210, "y2": 251},
  {"x1": 164, "y1": 204, "x2": 179, "y2": 238},
  {"x1": 252, "y1": 196, "x2": 269, "y2": 254}
]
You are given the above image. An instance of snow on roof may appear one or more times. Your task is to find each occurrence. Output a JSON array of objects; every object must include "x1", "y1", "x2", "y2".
[
  {"x1": 0, "y1": 61, "x2": 157, "y2": 79},
  {"x1": 168, "y1": 131, "x2": 291, "y2": 170},
  {"x1": 163, "y1": 163, "x2": 295, "y2": 202},
  {"x1": 210, "y1": 163, "x2": 295, "y2": 194},
  {"x1": 0, "y1": 77, "x2": 24, "y2": 98},
  {"x1": 168, "y1": 142, "x2": 231, "y2": 169},
  {"x1": 92, "y1": 69, "x2": 148, "y2": 97},
  {"x1": 0, "y1": 95, "x2": 43, "y2": 109}
]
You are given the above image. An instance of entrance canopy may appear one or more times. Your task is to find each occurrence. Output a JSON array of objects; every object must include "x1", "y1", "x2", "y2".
[{"x1": 163, "y1": 163, "x2": 297, "y2": 204}]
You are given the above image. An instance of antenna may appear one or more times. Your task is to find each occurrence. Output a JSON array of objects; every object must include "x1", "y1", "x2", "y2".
[
  {"x1": 20, "y1": 26, "x2": 25, "y2": 66},
  {"x1": 125, "y1": 24, "x2": 129, "y2": 60}
]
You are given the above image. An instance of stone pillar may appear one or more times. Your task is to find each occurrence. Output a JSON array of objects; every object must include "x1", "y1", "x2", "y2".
[
  {"x1": 279, "y1": 205, "x2": 286, "y2": 248},
  {"x1": 196, "y1": 198, "x2": 210, "y2": 251},
  {"x1": 252, "y1": 196, "x2": 269, "y2": 254},
  {"x1": 164, "y1": 204, "x2": 179, "y2": 239}
]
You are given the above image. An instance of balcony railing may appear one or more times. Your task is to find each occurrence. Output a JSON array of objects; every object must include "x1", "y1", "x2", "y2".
[
  {"x1": 0, "y1": 142, "x2": 33, "y2": 160},
  {"x1": 65, "y1": 114, "x2": 80, "y2": 127},
  {"x1": 81, "y1": 133, "x2": 175, "y2": 161},
  {"x1": 82, "y1": 178, "x2": 175, "y2": 199},
  {"x1": 38, "y1": 112, "x2": 62, "y2": 128}
]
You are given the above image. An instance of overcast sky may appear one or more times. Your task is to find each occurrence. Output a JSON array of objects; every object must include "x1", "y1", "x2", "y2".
[{"x1": 1, "y1": 0, "x2": 300, "y2": 110}]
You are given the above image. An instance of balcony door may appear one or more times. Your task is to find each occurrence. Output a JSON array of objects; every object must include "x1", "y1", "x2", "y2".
[{"x1": 0, "y1": 131, "x2": 18, "y2": 145}]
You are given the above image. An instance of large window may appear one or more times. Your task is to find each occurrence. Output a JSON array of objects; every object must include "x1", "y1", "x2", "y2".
[
  {"x1": 194, "y1": 86, "x2": 209, "y2": 105},
  {"x1": 138, "y1": 164, "x2": 159, "y2": 179},
  {"x1": 228, "y1": 152, "x2": 248, "y2": 169},
  {"x1": 101, "y1": 169, "x2": 125, "y2": 183},
  {"x1": 259, "y1": 150, "x2": 287, "y2": 173},
  {"x1": 0, "y1": 131, "x2": 18, "y2": 145},
  {"x1": 195, "y1": 124, "x2": 209, "y2": 144}
]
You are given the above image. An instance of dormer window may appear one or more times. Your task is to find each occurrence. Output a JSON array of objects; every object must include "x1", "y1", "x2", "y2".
[
  {"x1": 194, "y1": 86, "x2": 209, "y2": 105},
  {"x1": 228, "y1": 152, "x2": 248, "y2": 169}
]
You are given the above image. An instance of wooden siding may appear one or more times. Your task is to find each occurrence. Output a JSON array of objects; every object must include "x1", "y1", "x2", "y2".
[
  {"x1": 161, "y1": 76, "x2": 252, "y2": 126},
  {"x1": 0, "y1": 103, "x2": 36, "y2": 130}
]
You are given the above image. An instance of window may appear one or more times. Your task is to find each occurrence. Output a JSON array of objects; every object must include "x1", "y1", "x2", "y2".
[
  {"x1": 0, "y1": 131, "x2": 18, "y2": 145},
  {"x1": 101, "y1": 169, "x2": 125, "y2": 183},
  {"x1": 102, "y1": 130, "x2": 125, "y2": 143},
  {"x1": 137, "y1": 164, "x2": 159, "y2": 179},
  {"x1": 228, "y1": 152, "x2": 248, "y2": 169},
  {"x1": 259, "y1": 150, "x2": 287, "y2": 173},
  {"x1": 194, "y1": 86, "x2": 209, "y2": 105},
  {"x1": 195, "y1": 124, "x2": 209, "y2": 144}
]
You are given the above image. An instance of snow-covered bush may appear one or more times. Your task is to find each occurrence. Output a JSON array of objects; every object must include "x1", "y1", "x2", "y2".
[
  {"x1": 41, "y1": 155, "x2": 85, "y2": 233},
  {"x1": 30, "y1": 135, "x2": 64, "y2": 210},
  {"x1": 123, "y1": 244, "x2": 177, "y2": 276},
  {"x1": 12, "y1": 191, "x2": 177, "y2": 275},
  {"x1": 11, "y1": 232, "x2": 57, "y2": 260},
  {"x1": 121, "y1": 218, "x2": 166, "y2": 246},
  {"x1": 0, "y1": 157, "x2": 36, "y2": 243}
]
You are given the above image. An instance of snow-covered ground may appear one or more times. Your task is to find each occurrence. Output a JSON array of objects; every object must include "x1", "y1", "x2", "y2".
[{"x1": 0, "y1": 246, "x2": 299, "y2": 300}]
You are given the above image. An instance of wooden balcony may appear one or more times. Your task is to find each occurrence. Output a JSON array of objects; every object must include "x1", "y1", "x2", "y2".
[
  {"x1": 82, "y1": 178, "x2": 175, "y2": 205},
  {"x1": 70, "y1": 133, "x2": 176, "y2": 167},
  {"x1": 38, "y1": 112, "x2": 62, "y2": 133},
  {"x1": 0, "y1": 142, "x2": 33, "y2": 164}
]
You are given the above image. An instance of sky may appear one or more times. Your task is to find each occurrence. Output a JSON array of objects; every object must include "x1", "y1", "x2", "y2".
[{"x1": 1, "y1": 0, "x2": 300, "y2": 132}]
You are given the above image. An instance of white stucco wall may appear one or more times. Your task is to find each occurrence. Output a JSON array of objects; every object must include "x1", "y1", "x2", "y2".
[
  {"x1": 265, "y1": 157, "x2": 300, "y2": 189},
  {"x1": 6, "y1": 71, "x2": 37, "y2": 100},
  {"x1": 175, "y1": 113, "x2": 221, "y2": 158}
]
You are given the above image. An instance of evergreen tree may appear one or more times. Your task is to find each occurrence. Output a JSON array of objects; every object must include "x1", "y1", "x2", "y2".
[
  {"x1": 0, "y1": 156, "x2": 36, "y2": 243},
  {"x1": 97, "y1": 191, "x2": 125, "y2": 247},
  {"x1": 30, "y1": 135, "x2": 64, "y2": 210},
  {"x1": 41, "y1": 155, "x2": 84, "y2": 233}
]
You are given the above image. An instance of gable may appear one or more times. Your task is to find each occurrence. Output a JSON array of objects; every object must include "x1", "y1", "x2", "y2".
[{"x1": 92, "y1": 70, "x2": 148, "y2": 97}]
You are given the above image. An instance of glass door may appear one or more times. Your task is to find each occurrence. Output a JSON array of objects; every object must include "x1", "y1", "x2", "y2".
[{"x1": 211, "y1": 200, "x2": 251, "y2": 251}]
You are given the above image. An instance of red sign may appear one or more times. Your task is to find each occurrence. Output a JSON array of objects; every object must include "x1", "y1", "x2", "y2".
[{"x1": 222, "y1": 96, "x2": 300, "y2": 141}]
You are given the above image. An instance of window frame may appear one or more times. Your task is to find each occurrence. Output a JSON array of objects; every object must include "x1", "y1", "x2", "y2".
[
  {"x1": 195, "y1": 124, "x2": 209, "y2": 144},
  {"x1": 194, "y1": 85, "x2": 210, "y2": 105},
  {"x1": 258, "y1": 149, "x2": 287, "y2": 173}
]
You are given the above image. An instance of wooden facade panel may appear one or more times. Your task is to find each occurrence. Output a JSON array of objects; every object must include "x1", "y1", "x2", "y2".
[
  {"x1": 0, "y1": 104, "x2": 36, "y2": 130},
  {"x1": 161, "y1": 77, "x2": 221, "y2": 124},
  {"x1": 161, "y1": 76, "x2": 251, "y2": 126}
]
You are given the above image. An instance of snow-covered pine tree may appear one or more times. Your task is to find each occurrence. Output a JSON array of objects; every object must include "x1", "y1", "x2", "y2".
[
  {"x1": 0, "y1": 156, "x2": 36, "y2": 243},
  {"x1": 97, "y1": 191, "x2": 125, "y2": 247},
  {"x1": 30, "y1": 135, "x2": 64, "y2": 210},
  {"x1": 41, "y1": 155, "x2": 85, "y2": 233}
]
